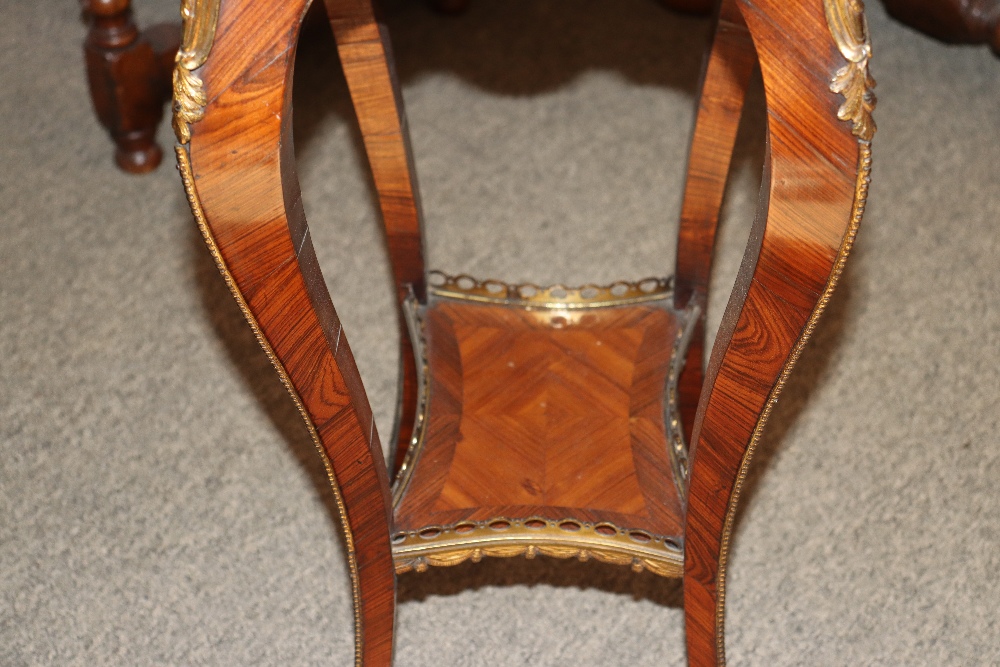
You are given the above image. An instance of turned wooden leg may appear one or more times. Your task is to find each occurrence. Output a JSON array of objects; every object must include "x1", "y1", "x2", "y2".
[
  {"x1": 882, "y1": 0, "x2": 1000, "y2": 55},
  {"x1": 83, "y1": 0, "x2": 179, "y2": 173}
]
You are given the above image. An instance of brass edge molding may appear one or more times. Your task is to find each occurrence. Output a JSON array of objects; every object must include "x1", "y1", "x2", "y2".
[
  {"x1": 173, "y1": 0, "x2": 221, "y2": 144},
  {"x1": 665, "y1": 304, "x2": 700, "y2": 495},
  {"x1": 392, "y1": 517, "x2": 683, "y2": 578},
  {"x1": 428, "y1": 270, "x2": 673, "y2": 309},
  {"x1": 391, "y1": 296, "x2": 429, "y2": 506},
  {"x1": 176, "y1": 145, "x2": 366, "y2": 667},
  {"x1": 825, "y1": 0, "x2": 877, "y2": 140},
  {"x1": 712, "y1": 141, "x2": 872, "y2": 665}
]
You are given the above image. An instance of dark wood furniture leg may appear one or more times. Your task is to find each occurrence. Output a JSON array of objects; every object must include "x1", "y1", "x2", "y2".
[
  {"x1": 83, "y1": 0, "x2": 179, "y2": 173},
  {"x1": 882, "y1": 0, "x2": 1000, "y2": 54},
  {"x1": 674, "y1": 0, "x2": 756, "y2": 447}
]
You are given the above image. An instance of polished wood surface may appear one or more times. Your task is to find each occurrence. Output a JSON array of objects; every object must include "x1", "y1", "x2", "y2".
[
  {"x1": 177, "y1": 0, "x2": 873, "y2": 664},
  {"x1": 325, "y1": 0, "x2": 426, "y2": 476},
  {"x1": 180, "y1": 1, "x2": 396, "y2": 664},
  {"x1": 395, "y1": 296, "x2": 684, "y2": 539},
  {"x1": 681, "y1": 1, "x2": 869, "y2": 663},
  {"x1": 674, "y1": 1, "x2": 756, "y2": 444},
  {"x1": 83, "y1": 0, "x2": 178, "y2": 173}
]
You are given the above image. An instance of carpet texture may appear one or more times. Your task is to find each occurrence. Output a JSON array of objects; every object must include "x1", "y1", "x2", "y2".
[{"x1": 2, "y1": 1, "x2": 999, "y2": 665}]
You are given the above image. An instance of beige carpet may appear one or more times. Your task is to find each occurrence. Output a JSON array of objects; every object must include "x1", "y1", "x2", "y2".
[{"x1": 2, "y1": 0, "x2": 999, "y2": 664}]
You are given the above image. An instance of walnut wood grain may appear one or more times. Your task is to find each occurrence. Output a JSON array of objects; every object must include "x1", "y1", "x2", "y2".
[
  {"x1": 681, "y1": 1, "x2": 871, "y2": 664},
  {"x1": 180, "y1": 0, "x2": 396, "y2": 664},
  {"x1": 83, "y1": 0, "x2": 178, "y2": 173},
  {"x1": 324, "y1": 0, "x2": 427, "y2": 477},
  {"x1": 394, "y1": 296, "x2": 685, "y2": 541}
]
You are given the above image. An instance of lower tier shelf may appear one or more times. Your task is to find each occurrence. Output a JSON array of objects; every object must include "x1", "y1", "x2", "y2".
[{"x1": 391, "y1": 273, "x2": 695, "y2": 578}]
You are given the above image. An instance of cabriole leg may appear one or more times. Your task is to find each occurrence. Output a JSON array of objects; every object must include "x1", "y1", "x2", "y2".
[
  {"x1": 324, "y1": 0, "x2": 428, "y2": 477},
  {"x1": 682, "y1": 0, "x2": 875, "y2": 663},
  {"x1": 175, "y1": 0, "x2": 399, "y2": 663}
]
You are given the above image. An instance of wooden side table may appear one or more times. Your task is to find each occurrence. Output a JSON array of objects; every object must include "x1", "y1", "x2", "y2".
[{"x1": 174, "y1": 0, "x2": 875, "y2": 664}]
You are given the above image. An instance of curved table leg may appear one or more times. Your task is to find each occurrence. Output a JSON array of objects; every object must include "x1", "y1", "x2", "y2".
[
  {"x1": 674, "y1": 0, "x2": 756, "y2": 447},
  {"x1": 324, "y1": 0, "x2": 428, "y2": 478},
  {"x1": 175, "y1": 0, "x2": 397, "y2": 664},
  {"x1": 682, "y1": 0, "x2": 876, "y2": 664}
]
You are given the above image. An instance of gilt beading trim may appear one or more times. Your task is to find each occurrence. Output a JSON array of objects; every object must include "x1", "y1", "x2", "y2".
[
  {"x1": 665, "y1": 304, "x2": 700, "y2": 494},
  {"x1": 391, "y1": 295, "x2": 430, "y2": 507}
]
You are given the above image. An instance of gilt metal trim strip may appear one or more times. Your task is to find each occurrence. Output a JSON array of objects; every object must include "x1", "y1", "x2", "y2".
[
  {"x1": 392, "y1": 517, "x2": 683, "y2": 578},
  {"x1": 665, "y1": 304, "x2": 700, "y2": 495},
  {"x1": 428, "y1": 271, "x2": 673, "y2": 309},
  {"x1": 390, "y1": 295, "x2": 429, "y2": 506}
]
